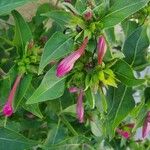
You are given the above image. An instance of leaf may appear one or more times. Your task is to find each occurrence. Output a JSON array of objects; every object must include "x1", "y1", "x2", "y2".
[
  {"x1": 60, "y1": 104, "x2": 76, "y2": 117},
  {"x1": 122, "y1": 26, "x2": 149, "y2": 68},
  {"x1": 101, "y1": 0, "x2": 149, "y2": 29},
  {"x1": 23, "y1": 85, "x2": 43, "y2": 119},
  {"x1": 0, "y1": 0, "x2": 35, "y2": 16},
  {"x1": 44, "y1": 121, "x2": 68, "y2": 146},
  {"x1": 90, "y1": 113, "x2": 102, "y2": 137},
  {"x1": 105, "y1": 84, "x2": 135, "y2": 137},
  {"x1": 75, "y1": 0, "x2": 87, "y2": 14},
  {"x1": 0, "y1": 128, "x2": 38, "y2": 150},
  {"x1": 112, "y1": 59, "x2": 145, "y2": 86},
  {"x1": 39, "y1": 32, "x2": 73, "y2": 74},
  {"x1": 43, "y1": 10, "x2": 73, "y2": 26},
  {"x1": 121, "y1": 20, "x2": 138, "y2": 37},
  {"x1": 43, "y1": 136, "x2": 92, "y2": 150},
  {"x1": 23, "y1": 102, "x2": 43, "y2": 119},
  {"x1": 26, "y1": 66, "x2": 66, "y2": 104},
  {"x1": 12, "y1": 10, "x2": 33, "y2": 55},
  {"x1": 85, "y1": 88, "x2": 95, "y2": 109},
  {"x1": 14, "y1": 74, "x2": 32, "y2": 111}
]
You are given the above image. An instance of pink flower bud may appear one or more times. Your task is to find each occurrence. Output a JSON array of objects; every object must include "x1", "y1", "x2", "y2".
[
  {"x1": 142, "y1": 111, "x2": 150, "y2": 138},
  {"x1": 69, "y1": 87, "x2": 79, "y2": 93},
  {"x1": 84, "y1": 11, "x2": 93, "y2": 21},
  {"x1": 116, "y1": 128, "x2": 130, "y2": 139},
  {"x1": 97, "y1": 36, "x2": 107, "y2": 65},
  {"x1": 3, "y1": 103, "x2": 13, "y2": 117},
  {"x1": 64, "y1": 0, "x2": 71, "y2": 3},
  {"x1": 56, "y1": 37, "x2": 88, "y2": 77},
  {"x1": 2, "y1": 75, "x2": 22, "y2": 117},
  {"x1": 76, "y1": 90, "x2": 84, "y2": 123}
]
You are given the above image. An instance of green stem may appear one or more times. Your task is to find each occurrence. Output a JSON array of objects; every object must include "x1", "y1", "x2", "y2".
[
  {"x1": 60, "y1": 115, "x2": 78, "y2": 136},
  {"x1": 4, "y1": 117, "x2": 7, "y2": 127}
]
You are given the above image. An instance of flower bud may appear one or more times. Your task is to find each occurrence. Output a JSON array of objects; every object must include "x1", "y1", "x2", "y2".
[
  {"x1": 64, "y1": 0, "x2": 71, "y2": 3},
  {"x1": 142, "y1": 111, "x2": 150, "y2": 138},
  {"x1": 76, "y1": 90, "x2": 84, "y2": 123},
  {"x1": 69, "y1": 87, "x2": 79, "y2": 93},
  {"x1": 116, "y1": 128, "x2": 130, "y2": 139},
  {"x1": 84, "y1": 11, "x2": 93, "y2": 21},
  {"x1": 56, "y1": 37, "x2": 88, "y2": 77},
  {"x1": 97, "y1": 36, "x2": 107, "y2": 65},
  {"x1": 3, "y1": 103, "x2": 13, "y2": 117}
]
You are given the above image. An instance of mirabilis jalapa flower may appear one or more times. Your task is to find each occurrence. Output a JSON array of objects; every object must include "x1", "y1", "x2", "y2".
[
  {"x1": 56, "y1": 37, "x2": 88, "y2": 77},
  {"x1": 2, "y1": 75, "x2": 22, "y2": 117},
  {"x1": 142, "y1": 111, "x2": 150, "y2": 138},
  {"x1": 69, "y1": 87, "x2": 84, "y2": 123}
]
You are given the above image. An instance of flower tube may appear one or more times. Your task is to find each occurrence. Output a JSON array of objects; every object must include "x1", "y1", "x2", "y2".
[
  {"x1": 56, "y1": 37, "x2": 88, "y2": 77},
  {"x1": 3, "y1": 75, "x2": 22, "y2": 117}
]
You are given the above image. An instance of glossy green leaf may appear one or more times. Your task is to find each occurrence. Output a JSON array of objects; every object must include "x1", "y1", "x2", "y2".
[
  {"x1": 39, "y1": 32, "x2": 73, "y2": 74},
  {"x1": 101, "y1": 0, "x2": 149, "y2": 29},
  {"x1": 0, "y1": 0, "x2": 35, "y2": 16},
  {"x1": 26, "y1": 66, "x2": 66, "y2": 104},
  {"x1": 122, "y1": 26, "x2": 149, "y2": 68},
  {"x1": 112, "y1": 59, "x2": 145, "y2": 86},
  {"x1": 0, "y1": 128, "x2": 38, "y2": 150},
  {"x1": 105, "y1": 84, "x2": 135, "y2": 137},
  {"x1": 12, "y1": 10, "x2": 33, "y2": 55}
]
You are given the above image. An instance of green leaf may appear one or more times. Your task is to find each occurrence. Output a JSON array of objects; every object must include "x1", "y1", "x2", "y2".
[
  {"x1": 60, "y1": 104, "x2": 76, "y2": 117},
  {"x1": 43, "y1": 10, "x2": 73, "y2": 26},
  {"x1": 105, "y1": 84, "x2": 135, "y2": 137},
  {"x1": 75, "y1": 0, "x2": 87, "y2": 14},
  {"x1": 14, "y1": 74, "x2": 32, "y2": 111},
  {"x1": 23, "y1": 85, "x2": 43, "y2": 119},
  {"x1": 44, "y1": 121, "x2": 68, "y2": 145},
  {"x1": 121, "y1": 20, "x2": 138, "y2": 37},
  {"x1": 0, "y1": 128, "x2": 38, "y2": 150},
  {"x1": 0, "y1": 0, "x2": 35, "y2": 16},
  {"x1": 101, "y1": 0, "x2": 149, "y2": 29},
  {"x1": 39, "y1": 32, "x2": 73, "y2": 74},
  {"x1": 42, "y1": 136, "x2": 92, "y2": 150},
  {"x1": 85, "y1": 88, "x2": 95, "y2": 109},
  {"x1": 112, "y1": 59, "x2": 145, "y2": 86},
  {"x1": 122, "y1": 26, "x2": 149, "y2": 68},
  {"x1": 12, "y1": 10, "x2": 33, "y2": 55},
  {"x1": 26, "y1": 66, "x2": 66, "y2": 104},
  {"x1": 23, "y1": 103, "x2": 43, "y2": 119}
]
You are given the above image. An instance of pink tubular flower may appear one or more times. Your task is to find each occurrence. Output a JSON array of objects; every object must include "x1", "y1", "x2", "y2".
[
  {"x1": 69, "y1": 87, "x2": 84, "y2": 123},
  {"x1": 116, "y1": 128, "x2": 130, "y2": 139},
  {"x1": 56, "y1": 37, "x2": 88, "y2": 77},
  {"x1": 76, "y1": 89, "x2": 84, "y2": 123},
  {"x1": 2, "y1": 75, "x2": 22, "y2": 117},
  {"x1": 142, "y1": 111, "x2": 150, "y2": 139},
  {"x1": 97, "y1": 36, "x2": 107, "y2": 65}
]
